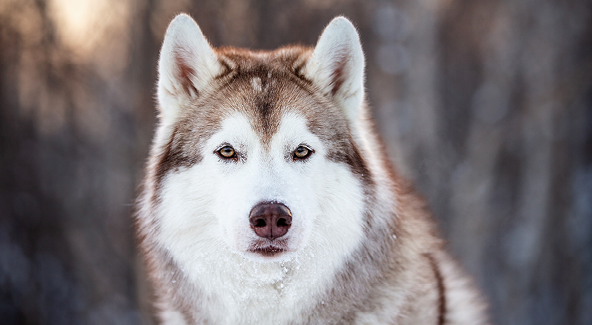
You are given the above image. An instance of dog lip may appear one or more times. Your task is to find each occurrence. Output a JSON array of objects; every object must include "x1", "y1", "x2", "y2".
[
  {"x1": 250, "y1": 246, "x2": 286, "y2": 257},
  {"x1": 249, "y1": 239, "x2": 289, "y2": 257}
]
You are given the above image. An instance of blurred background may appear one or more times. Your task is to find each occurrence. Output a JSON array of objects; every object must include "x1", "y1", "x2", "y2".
[{"x1": 0, "y1": 0, "x2": 590, "y2": 324}]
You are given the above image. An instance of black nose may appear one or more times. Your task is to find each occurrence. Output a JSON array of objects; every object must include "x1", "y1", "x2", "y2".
[{"x1": 249, "y1": 202, "x2": 292, "y2": 240}]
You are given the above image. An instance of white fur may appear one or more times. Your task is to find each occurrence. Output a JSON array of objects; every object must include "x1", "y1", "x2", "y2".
[
  {"x1": 303, "y1": 17, "x2": 365, "y2": 125},
  {"x1": 140, "y1": 14, "x2": 488, "y2": 325},
  {"x1": 157, "y1": 112, "x2": 366, "y2": 324},
  {"x1": 157, "y1": 14, "x2": 222, "y2": 125},
  {"x1": 159, "y1": 309, "x2": 187, "y2": 324}
]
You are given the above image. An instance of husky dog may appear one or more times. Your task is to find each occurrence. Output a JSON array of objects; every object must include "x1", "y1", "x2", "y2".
[{"x1": 136, "y1": 13, "x2": 488, "y2": 325}]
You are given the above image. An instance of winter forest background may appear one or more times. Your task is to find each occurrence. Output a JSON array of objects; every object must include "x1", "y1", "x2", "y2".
[{"x1": 1, "y1": 0, "x2": 591, "y2": 324}]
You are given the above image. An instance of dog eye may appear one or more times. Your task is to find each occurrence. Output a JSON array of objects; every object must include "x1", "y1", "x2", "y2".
[
  {"x1": 217, "y1": 146, "x2": 236, "y2": 159},
  {"x1": 293, "y1": 146, "x2": 313, "y2": 160}
]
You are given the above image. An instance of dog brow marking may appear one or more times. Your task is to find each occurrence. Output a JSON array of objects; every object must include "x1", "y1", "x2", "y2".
[{"x1": 426, "y1": 253, "x2": 447, "y2": 325}]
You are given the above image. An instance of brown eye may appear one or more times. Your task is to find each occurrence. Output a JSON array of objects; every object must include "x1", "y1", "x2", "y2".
[
  {"x1": 293, "y1": 146, "x2": 313, "y2": 160},
  {"x1": 217, "y1": 146, "x2": 236, "y2": 159}
]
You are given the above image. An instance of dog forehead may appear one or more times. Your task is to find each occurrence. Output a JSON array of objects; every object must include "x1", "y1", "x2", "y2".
[
  {"x1": 183, "y1": 64, "x2": 337, "y2": 144},
  {"x1": 214, "y1": 110, "x2": 314, "y2": 143}
]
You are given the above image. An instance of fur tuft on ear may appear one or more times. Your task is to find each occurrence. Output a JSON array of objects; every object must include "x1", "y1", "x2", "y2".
[
  {"x1": 303, "y1": 17, "x2": 365, "y2": 123},
  {"x1": 157, "y1": 14, "x2": 223, "y2": 124}
]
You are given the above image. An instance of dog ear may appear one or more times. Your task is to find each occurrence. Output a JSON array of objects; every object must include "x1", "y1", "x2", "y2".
[
  {"x1": 303, "y1": 17, "x2": 365, "y2": 123},
  {"x1": 157, "y1": 14, "x2": 223, "y2": 124}
]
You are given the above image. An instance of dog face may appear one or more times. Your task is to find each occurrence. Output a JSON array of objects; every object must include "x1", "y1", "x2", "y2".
[
  {"x1": 151, "y1": 15, "x2": 369, "y2": 264},
  {"x1": 200, "y1": 110, "x2": 325, "y2": 258}
]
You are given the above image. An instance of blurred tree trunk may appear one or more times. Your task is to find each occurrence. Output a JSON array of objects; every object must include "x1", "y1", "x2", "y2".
[{"x1": 430, "y1": 2, "x2": 592, "y2": 324}]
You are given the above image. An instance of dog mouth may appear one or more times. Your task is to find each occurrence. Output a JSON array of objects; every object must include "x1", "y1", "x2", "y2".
[
  {"x1": 248, "y1": 239, "x2": 289, "y2": 257},
  {"x1": 250, "y1": 246, "x2": 285, "y2": 257}
]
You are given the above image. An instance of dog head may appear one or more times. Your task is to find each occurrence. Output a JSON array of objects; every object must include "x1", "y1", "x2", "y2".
[{"x1": 151, "y1": 14, "x2": 369, "y2": 262}]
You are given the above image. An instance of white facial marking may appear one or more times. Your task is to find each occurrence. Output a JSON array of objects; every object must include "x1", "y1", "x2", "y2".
[{"x1": 157, "y1": 111, "x2": 366, "y2": 324}]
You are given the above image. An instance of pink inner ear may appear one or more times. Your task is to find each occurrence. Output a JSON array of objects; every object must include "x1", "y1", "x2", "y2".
[
  {"x1": 329, "y1": 51, "x2": 350, "y2": 97},
  {"x1": 174, "y1": 49, "x2": 198, "y2": 97}
]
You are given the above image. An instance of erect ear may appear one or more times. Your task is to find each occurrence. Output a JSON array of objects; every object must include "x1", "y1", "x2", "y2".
[
  {"x1": 303, "y1": 17, "x2": 365, "y2": 123},
  {"x1": 157, "y1": 14, "x2": 223, "y2": 124}
]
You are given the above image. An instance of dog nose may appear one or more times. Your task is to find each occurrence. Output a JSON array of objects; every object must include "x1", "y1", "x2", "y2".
[{"x1": 249, "y1": 202, "x2": 292, "y2": 240}]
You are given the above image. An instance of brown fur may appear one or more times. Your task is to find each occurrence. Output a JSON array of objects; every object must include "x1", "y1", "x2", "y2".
[
  {"x1": 153, "y1": 46, "x2": 370, "y2": 188},
  {"x1": 136, "y1": 17, "x2": 489, "y2": 325}
]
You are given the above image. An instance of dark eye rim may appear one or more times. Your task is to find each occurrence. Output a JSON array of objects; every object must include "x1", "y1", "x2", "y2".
[
  {"x1": 215, "y1": 144, "x2": 238, "y2": 160},
  {"x1": 292, "y1": 145, "x2": 314, "y2": 161}
]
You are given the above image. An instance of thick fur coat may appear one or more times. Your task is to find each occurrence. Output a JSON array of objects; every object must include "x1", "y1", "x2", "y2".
[{"x1": 135, "y1": 14, "x2": 488, "y2": 325}]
